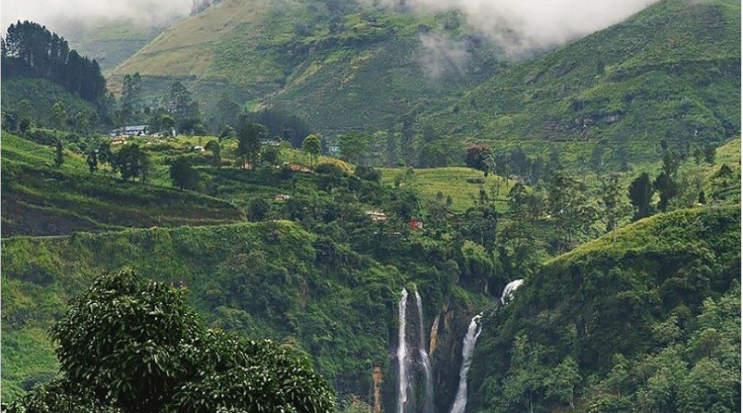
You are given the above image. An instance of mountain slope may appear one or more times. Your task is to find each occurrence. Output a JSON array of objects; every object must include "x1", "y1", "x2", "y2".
[
  {"x1": 109, "y1": 0, "x2": 500, "y2": 134},
  {"x1": 468, "y1": 206, "x2": 741, "y2": 413},
  {"x1": 0, "y1": 220, "x2": 487, "y2": 411},
  {"x1": 427, "y1": 0, "x2": 741, "y2": 166}
]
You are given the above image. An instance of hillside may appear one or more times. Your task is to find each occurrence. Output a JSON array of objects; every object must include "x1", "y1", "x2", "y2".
[
  {"x1": 1, "y1": 132, "x2": 246, "y2": 236},
  {"x1": 61, "y1": 20, "x2": 169, "y2": 74},
  {"x1": 108, "y1": 0, "x2": 501, "y2": 134},
  {"x1": 1, "y1": 221, "x2": 489, "y2": 411},
  {"x1": 468, "y1": 206, "x2": 741, "y2": 413},
  {"x1": 0, "y1": 78, "x2": 99, "y2": 130},
  {"x1": 427, "y1": 0, "x2": 741, "y2": 167}
]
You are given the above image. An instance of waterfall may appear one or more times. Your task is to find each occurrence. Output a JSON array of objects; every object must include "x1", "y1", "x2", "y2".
[
  {"x1": 397, "y1": 288, "x2": 410, "y2": 413},
  {"x1": 500, "y1": 279, "x2": 525, "y2": 305},
  {"x1": 415, "y1": 290, "x2": 434, "y2": 413},
  {"x1": 449, "y1": 314, "x2": 483, "y2": 413}
]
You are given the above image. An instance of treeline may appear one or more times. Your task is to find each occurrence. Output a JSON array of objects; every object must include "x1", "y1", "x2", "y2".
[{"x1": 1, "y1": 21, "x2": 107, "y2": 103}]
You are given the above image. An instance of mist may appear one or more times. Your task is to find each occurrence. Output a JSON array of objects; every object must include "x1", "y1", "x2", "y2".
[
  {"x1": 1, "y1": 0, "x2": 191, "y2": 33},
  {"x1": 419, "y1": 33, "x2": 472, "y2": 79},
  {"x1": 372, "y1": 0, "x2": 659, "y2": 55}
]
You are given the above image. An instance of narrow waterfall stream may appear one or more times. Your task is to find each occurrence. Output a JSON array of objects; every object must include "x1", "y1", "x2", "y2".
[
  {"x1": 449, "y1": 314, "x2": 483, "y2": 413},
  {"x1": 415, "y1": 290, "x2": 434, "y2": 413},
  {"x1": 397, "y1": 288, "x2": 410, "y2": 413}
]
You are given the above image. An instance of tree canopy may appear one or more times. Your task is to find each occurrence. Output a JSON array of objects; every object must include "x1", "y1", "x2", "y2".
[
  {"x1": 2, "y1": 269, "x2": 336, "y2": 413},
  {"x1": 1, "y1": 21, "x2": 107, "y2": 103}
]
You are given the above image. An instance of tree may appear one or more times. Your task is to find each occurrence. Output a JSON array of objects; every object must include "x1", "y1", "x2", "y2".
[
  {"x1": 237, "y1": 119, "x2": 267, "y2": 169},
  {"x1": 339, "y1": 131, "x2": 370, "y2": 165},
  {"x1": 166, "y1": 81, "x2": 201, "y2": 134},
  {"x1": 702, "y1": 144, "x2": 716, "y2": 165},
  {"x1": 86, "y1": 149, "x2": 98, "y2": 173},
  {"x1": 600, "y1": 173, "x2": 624, "y2": 242},
  {"x1": 465, "y1": 144, "x2": 495, "y2": 177},
  {"x1": 248, "y1": 198, "x2": 270, "y2": 221},
  {"x1": 629, "y1": 172, "x2": 654, "y2": 221},
  {"x1": 3, "y1": 269, "x2": 335, "y2": 412},
  {"x1": 54, "y1": 139, "x2": 64, "y2": 167},
  {"x1": 205, "y1": 140, "x2": 221, "y2": 166},
  {"x1": 654, "y1": 152, "x2": 680, "y2": 212},
  {"x1": 547, "y1": 170, "x2": 597, "y2": 253},
  {"x1": 169, "y1": 156, "x2": 200, "y2": 190},
  {"x1": 52, "y1": 101, "x2": 67, "y2": 130},
  {"x1": 302, "y1": 134, "x2": 321, "y2": 166},
  {"x1": 113, "y1": 144, "x2": 145, "y2": 181}
]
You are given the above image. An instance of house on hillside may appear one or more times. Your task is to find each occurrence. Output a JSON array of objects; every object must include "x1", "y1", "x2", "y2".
[
  {"x1": 110, "y1": 125, "x2": 148, "y2": 137},
  {"x1": 366, "y1": 210, "x2": 387, "y2": 222},
  {"x1": 283, "y1": 162, "x2": 313, "y2": 173}
]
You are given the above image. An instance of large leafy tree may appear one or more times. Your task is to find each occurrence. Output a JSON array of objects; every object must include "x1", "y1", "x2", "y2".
[
  {"x1": 237, "y1": 119, "x2": 267, "y2": 169},
  {"x1": 3, "y1": 269, "x2": 336, "y2": 413},
  {"x1": 628, "y1": 172, "x2": 654, "y2": 221},
  {"x1": 302, "y1": 134, "x2": 321, "y2": 166},
  {"x1": 465, "y1": 144, "x2": 495, "y2": 177}
]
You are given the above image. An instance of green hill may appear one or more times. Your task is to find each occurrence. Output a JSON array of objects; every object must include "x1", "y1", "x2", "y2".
[
  {"x1": 427, "y1": 0, "x2": 741, "y2": 167},
  {"x1": 0, "y1": 220, "x2": 488, "y2": 410},
  {"x1": 468, "y1": 206, "x2": 741, "y2": 413},
  {"x1": 108, "y1": 0, "x2": 500, "y2": 134},
  {"x1": 1, "y1": 132, "x2": 246, "y2": 236},
  {"x1": 1, "y1": 78, "x2": 99, "y2": 130}
]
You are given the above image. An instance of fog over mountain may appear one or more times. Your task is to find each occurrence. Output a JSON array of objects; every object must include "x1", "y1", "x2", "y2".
[
  {"x1": 369, "y1": 0, "x2": 660, "y2": 55},
  {"x1": 1, "y1": 0, "x2": 191, "y2": 33}
]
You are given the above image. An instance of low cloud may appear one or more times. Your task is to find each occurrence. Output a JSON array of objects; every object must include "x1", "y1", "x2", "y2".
[
  {"x1": 419, "y1": 32, "x2": 472, "y2": 79},
  {"x1": 2, "y1": 0, "x2": 191, "y2": 33},
  {"x1": 371, "y1": 0, "x2": 659, "y2": 55}
]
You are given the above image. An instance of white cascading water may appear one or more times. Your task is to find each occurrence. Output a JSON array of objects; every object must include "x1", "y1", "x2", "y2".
[
  {"x1": 415, "y1": 290, "x2": 434, "y2": 413},
  {"x1": 397, "y1": 288, "x2": 410, "y2": 413},
  {"x1": 500, "y1": 279, "x2": 525, "y2": 305},
  {"x1": 449, "y1": 314, "x2": 483, "y2": 413}
]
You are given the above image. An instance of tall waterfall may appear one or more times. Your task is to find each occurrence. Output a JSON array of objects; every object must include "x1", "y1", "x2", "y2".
[
  {"x1": 415, "y1": 290, "x2": 434, "y2": 413},
  {"x1": 397, "y1": 288, "x2": 411, "y2": 413},
  {"x1": 449, "y1": 314, "x2": 483, "y2": 413},
  {"x1": 500, "y1": 279, "x2": 525, "y2": 305}
]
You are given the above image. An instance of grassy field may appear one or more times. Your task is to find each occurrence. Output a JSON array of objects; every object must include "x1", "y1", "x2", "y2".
[{"x1": 379, "y1": 166, "x2": 515, "y2": 213}]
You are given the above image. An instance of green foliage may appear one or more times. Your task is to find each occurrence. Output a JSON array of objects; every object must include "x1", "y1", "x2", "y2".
[
  {"x1": 169, "y1": 156, "x2": 201, "y2": 190},
  {"x1": 465, "y1": 144, "x2": 495, "y2": 177},
  {"x1": 1, "y1": 132, "x2": 244, "y2": 236},
  {"x1": 428, "y1": 0, "x2": 740, "y2": 168},
  {"x1": 4, "y1": 269, "x2": 336, "y2": 413},
  {"x1": 302, "y1": 134, "x2": 322, "y2": 166},
  {"x1": 469, "y1": 206, "x2": 741, "y2": 413}
]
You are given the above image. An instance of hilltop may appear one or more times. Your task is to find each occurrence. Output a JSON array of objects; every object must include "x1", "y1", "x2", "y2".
[{"x1": 427, "y1": 0, "x2": 741, "y2": 166}]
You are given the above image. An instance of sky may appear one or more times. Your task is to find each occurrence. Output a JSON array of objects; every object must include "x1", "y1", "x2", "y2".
[{"x1": 1, "y1": 0, "x2": 191, "y2": 33}]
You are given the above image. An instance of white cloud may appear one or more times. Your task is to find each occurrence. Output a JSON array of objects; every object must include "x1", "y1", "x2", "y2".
[
  {"x1": 1, "y1": 0, "x2": 191, "y2": 33},
  {"x1": 370, "y1": 0, "x2": 659, "y2": 55}
]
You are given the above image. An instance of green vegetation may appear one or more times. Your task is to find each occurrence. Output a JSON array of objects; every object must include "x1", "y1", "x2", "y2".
[
  {"x1": 4, "y1": 269, "x2": 335, "y2": 413},
  {"x1": 379, "y1": 166, "x2": 514, "y2": 213},
  {"x1": 469, "y1": 206, "x2": 740, "y2": 413},
  {"x1": 427, "y1": 0, "x2": 740, "y2": 167},
  {"x1": 109, "y1": 0, "x2": 500, "y2": 134},
  {"x1": 1, "y1": 132, "x2": 245, "y2": 236}
]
